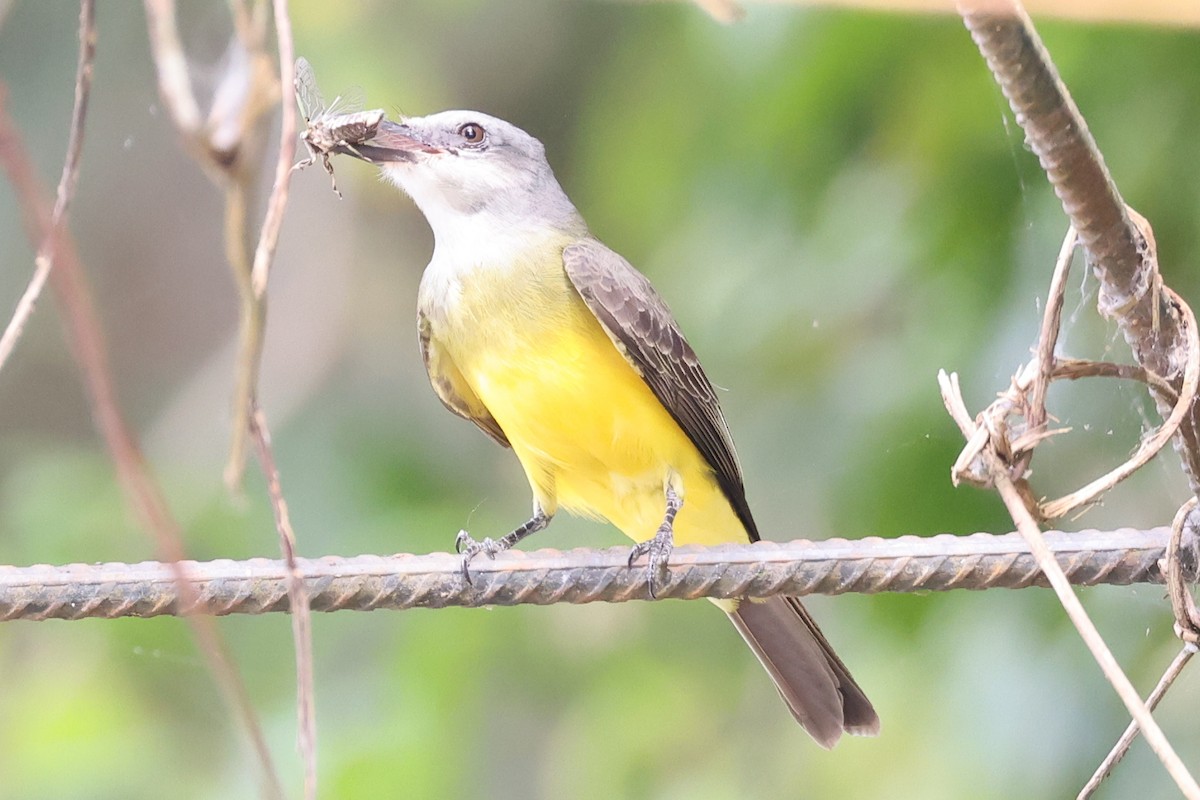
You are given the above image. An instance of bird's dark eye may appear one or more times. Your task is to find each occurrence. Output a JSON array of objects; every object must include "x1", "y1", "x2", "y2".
[{"x1": 458, "y1": 123, "x2": 485, "y2": 145}]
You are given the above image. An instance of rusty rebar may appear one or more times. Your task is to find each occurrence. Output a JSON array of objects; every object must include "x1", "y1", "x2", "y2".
[{"x1": 0, "y1": 528, "x2": 1190, "y2": 622}]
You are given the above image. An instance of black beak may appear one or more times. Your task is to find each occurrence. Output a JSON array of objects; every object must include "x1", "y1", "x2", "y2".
[{"x1": 336, "y1": 120, "x2": 441, "y2": 164}]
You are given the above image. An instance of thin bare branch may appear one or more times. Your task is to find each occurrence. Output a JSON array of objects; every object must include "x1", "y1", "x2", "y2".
[
  {"x1": 143, "y1": 0, "x2": 280, "y2": 492},
  {"x1": 222, "y1": 177, "x2": 267, "y2": 491},
  {"x1": 1080, "y1": 499, "x2": 1200, "y2": 797},
  {"x1": 143, "y1": 0, "x2": 203, "y2": 135},
  {"x1": 941, "y1": 370, "x2": 992, "y2": 486},
  {"x1": 1079, "y1": 644, "x2": 1197, "y2": 799},
  {"x1": 218, "y1": 1, "x2": 288, "y2": 492},
  {"x1": 1166, "y1": 498, "x2": 1200, "y2": 641},
  {"x1": 1053, "y1": 359, "x2": 1180, "y2": 403},
  {"x1": 0, "y1": 0, "x2": 95, "y2": 374},
  {"x1": 0, "y1": 89, "x2": 285, "y2": 800},
  {"x1": 1041, "y1": 288, "x2": 1200, "y2": 518},
  {"x1": 990, "y1": 453, "x2": 1200, "y2": 798},
  {"x1": 941, "y1": 368, "x2": 1199, "y2": 796},
  {"x1": 213, "y1": 32, "x2": 278, "y2": 493},
  {"x1": 1024, "y1": 226, "x2": 1077, "y2": 448},
  {"x1": 249, "y1": 405, "x2": 316, "y2": 800},
  {"x1": 248, "y1": 0, "x2": 298, "y2": 300},
  {"x1": 942, "y1": 368, "x2": 1042, "y2": 511}
]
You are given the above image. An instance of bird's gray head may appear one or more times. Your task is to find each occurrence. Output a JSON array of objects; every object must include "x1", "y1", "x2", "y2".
[{"x1": 347, "y1": 110, "x2": 584, "y2": 238}]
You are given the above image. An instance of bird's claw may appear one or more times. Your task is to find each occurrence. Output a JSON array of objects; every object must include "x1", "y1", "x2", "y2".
[
  {"x1": 455, "y1": 530, "x2": 502, "y2": 585},
  {"x1": 628, "y1": 524, "x2": 674, "y2": 598},
  {"x1": 454, "y1": 530, "x2": 472, "y2": 555}
]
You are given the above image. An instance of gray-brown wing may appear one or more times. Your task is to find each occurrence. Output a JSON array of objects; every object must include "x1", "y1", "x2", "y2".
[
  {"x1": 418, "y1": 310, "x2": 510, "y2": 448},
  {"x1": 563, "y1": 238, "x2": 758, "y2": 540}
]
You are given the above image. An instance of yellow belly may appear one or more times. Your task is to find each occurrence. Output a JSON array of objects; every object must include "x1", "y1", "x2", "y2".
[{"x1": 454, "y1": 292, "x2": 749, "y2": 546}]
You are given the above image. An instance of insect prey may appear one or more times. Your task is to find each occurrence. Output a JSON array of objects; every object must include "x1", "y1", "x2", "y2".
[{"x1": 294, "y1": 57, "x2": 385, "y2": 198}]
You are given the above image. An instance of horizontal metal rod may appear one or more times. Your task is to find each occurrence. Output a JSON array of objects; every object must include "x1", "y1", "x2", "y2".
[{"x1": 1, "y1": 527, "x2": 1192, "y2": 622}]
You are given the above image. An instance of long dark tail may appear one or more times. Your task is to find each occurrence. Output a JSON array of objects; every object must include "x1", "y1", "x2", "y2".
[{"x1": 729, "y1": 595, "x2": 879, "y2": 748}]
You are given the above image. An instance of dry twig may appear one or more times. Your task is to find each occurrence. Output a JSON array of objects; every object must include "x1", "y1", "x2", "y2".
[
  {"x1": 1167, "y1": 498, "x2": 1200, "y2": 640},
  {"x1": 941, "y1": 371, "x2": 1200, "y2": 798},
  {"x1": 1023, "y1": 226, "x2": 1077, "y2": 459},
  {"x1": 1077, "y1": 642, "x2": 1197, "y2": 799},
  {"x1": 249, "y1": 405, "x2": 316, "y2": 800},
  {"x1": 144, "y1": 4, "x2": 318, "y2": 793},
  {"x1": 945, "y1": 229, "x2": 1199, "y2": 523},
  {"x1": 248, "y1": 0, "x2": 298, "y2": 299},
  {"x1": 1041, "y1": 288, "x2": 1199, "y2": 519},
  {"x1": 1079, "y1": 498, "x2": 1200, "y2": 798},
  {"x1": 0, "y1": 0, "x2": 95, "y2": 374},
  {"x1": 0, "y1": 71, "x2": 285, "y2": 800},
  {"x1": 143, "y1": 0, "x2": 278, "y2": 491},
  {"x1": 1053, "y1": 358, "x2": 1180, "y2": 403}
]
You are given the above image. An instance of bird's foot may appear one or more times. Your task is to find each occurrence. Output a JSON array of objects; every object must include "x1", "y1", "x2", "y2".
[
  {"x1": 454, "y1": 530, "x2": 510, "y2": 584},
  {"x1": 628, "y1": 523, "x2": 675, "y2": 598},
  {"x1": 453, "y1": 507, "x2": 554, "y2": 586}
]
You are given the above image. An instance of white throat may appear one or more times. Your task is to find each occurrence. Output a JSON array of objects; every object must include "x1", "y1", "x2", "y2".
[{"x1": 385, "y1": 160, "x2": 584, "y2": 270}]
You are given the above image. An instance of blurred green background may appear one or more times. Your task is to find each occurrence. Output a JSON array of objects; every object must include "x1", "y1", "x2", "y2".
[{"x1": 2, "y1": 2, "x2": 1200, "y2": 798}]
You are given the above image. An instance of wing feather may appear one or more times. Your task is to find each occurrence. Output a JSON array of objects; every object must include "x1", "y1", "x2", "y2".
[{"x1": 563, "y1": 238, "x2": 758, "y2": 540}]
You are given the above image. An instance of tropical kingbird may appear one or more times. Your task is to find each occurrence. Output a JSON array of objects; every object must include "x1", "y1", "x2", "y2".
[{"x1": 342, "y1": 112, "x2": 879, "y2": 747}]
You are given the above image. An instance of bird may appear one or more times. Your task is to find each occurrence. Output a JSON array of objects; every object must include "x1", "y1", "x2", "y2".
[{"x1": 340, "y1": 110, "x2": 879, "y2": 747}]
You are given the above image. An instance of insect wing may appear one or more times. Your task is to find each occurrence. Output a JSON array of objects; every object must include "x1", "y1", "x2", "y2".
[
  {"x1": 294, "y1": 57, "x2": 325, "y2": 122},
  {"x1": 323, "y1": 85, "x2": 367, "y2": 118}
]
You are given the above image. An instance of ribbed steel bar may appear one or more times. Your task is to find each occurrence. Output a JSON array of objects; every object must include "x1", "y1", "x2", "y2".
[{"x1": 0, "y1": 528, "x2": 1191, "y2": 622}]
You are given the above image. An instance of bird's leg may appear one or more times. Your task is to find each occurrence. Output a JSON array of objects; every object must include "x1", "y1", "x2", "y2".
[
  {"x1": 628, "y1": 483, "x2": 682, "y2": 598},
  {"x1": 455, "y1": 501, "x2": 553, "y2": 584}
]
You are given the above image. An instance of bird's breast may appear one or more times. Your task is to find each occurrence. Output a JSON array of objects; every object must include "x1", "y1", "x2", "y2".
[{"x1": 418, "y1": 233, "x2": 583, "y2": 356}]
